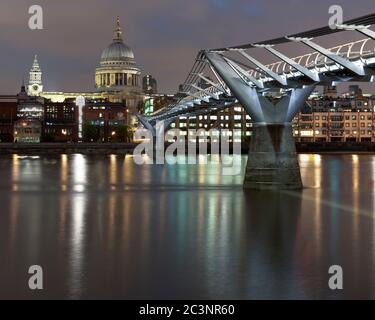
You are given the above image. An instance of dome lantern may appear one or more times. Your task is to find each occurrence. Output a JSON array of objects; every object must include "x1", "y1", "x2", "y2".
[{"x1": 113, "y1": 16, "x2": 123, "y2": 42}]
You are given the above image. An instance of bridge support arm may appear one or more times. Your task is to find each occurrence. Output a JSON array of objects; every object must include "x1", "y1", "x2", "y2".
[
  {"x1": 223, "y1": 56, "x2": 264, "y2": 88},
  {"x1": 194, "y1": 73, "x2": 228, "y2": 95},
  {"x1": 238, "y1": 50, "x2": 288, "y2": 85},
  {"x1": 261, "y1": 46, "x2": 320, "y2": 82},
  {"x1": 204, "y1": 51, "x2": 266, "y2": 122}
]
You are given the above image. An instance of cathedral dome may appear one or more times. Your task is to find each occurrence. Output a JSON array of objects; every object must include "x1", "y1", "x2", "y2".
[
  {"x1": 99, "y1": 17, "x2": 135, "y2": 65},
  {"x1": 101, "y1": 41, "x2": 134, "y2": 61}
]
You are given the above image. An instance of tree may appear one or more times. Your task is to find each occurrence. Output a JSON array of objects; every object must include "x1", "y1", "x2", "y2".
[
  {"x1": 83, "y1": 123, "x2": 99, "y2": 142},
  {"x1": 113, "y1": 125, "x2": 133, "y2": 143},
  {"x1": 0, "y1": 133, "x2": 13, "y2": 143},
  {"x1": 42, "y1": 132, "x2": 55, "y2": 143}
]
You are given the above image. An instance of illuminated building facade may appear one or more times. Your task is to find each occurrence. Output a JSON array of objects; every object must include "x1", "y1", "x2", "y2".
[
  {"x1": 170, "y1": 106, "x2": 251, "y2": 144},
  {"x1": 43, "y1": 99, "x2": 128, "y2": 142},
  {"x1": 83, "y1": 101, "x2": 129, "y2": 142},
  {"x1": 14, "y1": 120, "x2": 42, "y2": 143},
  {"x1": 14, "y1": 83, "x2": 44, "y2": 142},
  {"x1": 17, "y1": 83, "x2": 44, "y2": 120},
  {"x1": 293, "y1": 98, "x2": 375, "y2": 142},
  {"x1": 43, "y1": 100, "x2": 77, "y2": 142}
]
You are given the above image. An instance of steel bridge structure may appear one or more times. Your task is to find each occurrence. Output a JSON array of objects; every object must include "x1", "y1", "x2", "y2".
[{"x1": 139, "y1": 13, "x2": 375, "y2": 190}]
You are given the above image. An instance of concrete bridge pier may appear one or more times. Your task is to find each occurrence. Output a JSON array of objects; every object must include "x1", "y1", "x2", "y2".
[{"x1": 245, "y1": 123, "x2": 302, "y2": 190}]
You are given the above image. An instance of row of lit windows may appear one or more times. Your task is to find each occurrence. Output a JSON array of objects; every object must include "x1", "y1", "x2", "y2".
[
  {"x1": 301, "y1": 114, "x2": 374, "y2": 121},
  {"x1": 308, "y1": 123, "x2": 374, "y2": 128},
  {"x1": 295, "y1": 129, "x2": 373, "y2": 135},
  {"x1": 310, "y1": 101, "x2": 370, "y2": 107}
]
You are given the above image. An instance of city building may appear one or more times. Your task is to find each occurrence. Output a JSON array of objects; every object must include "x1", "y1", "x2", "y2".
[
  {"x1": 0, "y1": 95, "x2": 17, "y2": 142},
  {"x1": 83, "y1": 100, "x2": 129, "y2": 142},
  {"x1": 42, "y1": 99, "x2": 129, "y2": 143},
  {"x1": 43, "y1": 99, "x2": 78, "y2": 142},
  {"x1": 142, "y1": 75, "x2": 158, "y2": 95},
  {"x1": 14, "y1": 120, "x2": 42, "y2": 143},
  {"x1": 292, "y1": 96, "x2": 375, "y2": 142},
  {"x1": 323, "y1": 85, "x2": 338, "y2": 99},
  {"x1": 0, "y1": 85, "x2": 129, "y2": 143},
  {"x1": 170, "y1": 105, "x2": 250, "y2": 144},
  {"x1": 17, "y1": 82, "x2": 44, "y2": 120},
  {"x1": 14, "y1": 83, "x2": 44, "y2": 142},
  {"x1": 143, "y1": 94, "x2": 175, "y2": 115}
]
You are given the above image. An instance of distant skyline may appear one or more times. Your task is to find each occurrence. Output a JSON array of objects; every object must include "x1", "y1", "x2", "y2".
[{"x1": 1, "y1": 0, "x2": 375, "y2": 94}]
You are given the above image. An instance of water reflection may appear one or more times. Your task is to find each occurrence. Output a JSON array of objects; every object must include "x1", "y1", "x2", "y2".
[
  {"x1": 69, "y1": 194, "x2": 87, "y2": 299},
  {"x1": 1, "y1": 154, "x2": 375, "y2": 299}
]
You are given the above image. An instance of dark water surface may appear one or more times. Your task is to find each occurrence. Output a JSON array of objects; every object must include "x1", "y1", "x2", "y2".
[{"x1": 0, "y1": 153, "x2": 374, "y2": 299}]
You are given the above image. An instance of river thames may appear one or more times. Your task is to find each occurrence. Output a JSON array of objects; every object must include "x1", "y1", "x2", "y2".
[{"x1": 0, "y1": 153, "x2": 375, "y2": 299}]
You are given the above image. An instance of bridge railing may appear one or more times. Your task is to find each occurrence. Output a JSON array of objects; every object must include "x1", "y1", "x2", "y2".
[{"x1": 248, "y1": 38, "x2": 375, "y2": 81}]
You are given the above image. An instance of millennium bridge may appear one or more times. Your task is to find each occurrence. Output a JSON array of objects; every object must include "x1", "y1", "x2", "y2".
[{"x1": 138, "y1": 13, "x2": 375, "y2": 190}]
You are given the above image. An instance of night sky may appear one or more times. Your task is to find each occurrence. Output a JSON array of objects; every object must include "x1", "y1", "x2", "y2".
[{"x1": 1, "y1": 0, "x2": 375, "y2": 94}]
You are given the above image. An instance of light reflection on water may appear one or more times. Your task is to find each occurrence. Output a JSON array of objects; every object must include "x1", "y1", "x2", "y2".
[{"x1": 0, "y1": 154, "x2": 375, "y2": 299}]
